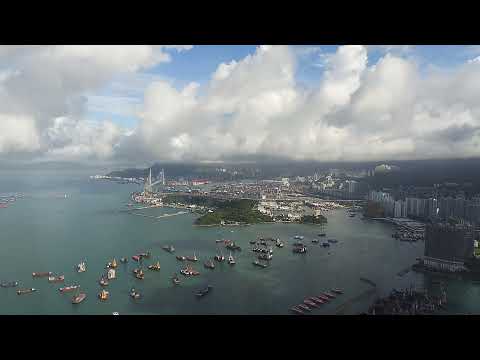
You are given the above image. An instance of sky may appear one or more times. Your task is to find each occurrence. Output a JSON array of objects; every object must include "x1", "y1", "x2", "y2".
[{"x1": 2, "y1": 45, "x2": 480, "y2": 166}]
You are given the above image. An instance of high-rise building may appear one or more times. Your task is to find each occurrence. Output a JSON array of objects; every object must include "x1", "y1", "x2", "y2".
[{"x1": 423, "y1": 219, "x2": 474, "y2": 272}]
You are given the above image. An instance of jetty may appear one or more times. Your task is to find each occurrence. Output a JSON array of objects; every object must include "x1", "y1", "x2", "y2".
[{"x1": 129, "y1": 211, "x2": 188, "y2": 220}]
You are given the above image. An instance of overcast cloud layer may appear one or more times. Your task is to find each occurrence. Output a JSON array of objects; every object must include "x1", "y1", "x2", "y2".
[{"x1": 1, "y1": 45, "x2": 480, "y2": 164}]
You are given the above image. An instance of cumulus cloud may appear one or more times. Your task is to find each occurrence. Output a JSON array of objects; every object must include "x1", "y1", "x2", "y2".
[
  {"x1": 0, "y1": 45, "x2": 192, "y2": 159},
  {"x1": 2, "y1": 45, "x2": 480, "y2": 163}
]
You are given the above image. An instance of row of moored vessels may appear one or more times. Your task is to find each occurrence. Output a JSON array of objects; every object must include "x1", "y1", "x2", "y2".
[{"x1": 290, "y1": 289, "x2": 344, "y2": 314}]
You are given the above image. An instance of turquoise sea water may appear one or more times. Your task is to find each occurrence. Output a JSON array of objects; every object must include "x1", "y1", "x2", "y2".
[{"x1": 0, "y1": 169, "x2": 478, "y2": 314}]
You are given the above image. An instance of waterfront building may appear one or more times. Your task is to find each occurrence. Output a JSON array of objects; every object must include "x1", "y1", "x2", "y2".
[{"x1": 423, "y1": 219, "x2": 474, "y2": 272}]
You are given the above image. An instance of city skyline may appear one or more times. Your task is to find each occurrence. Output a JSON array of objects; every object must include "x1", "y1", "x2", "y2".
[{"x1": 2, "y1": 45, "x2": 480, "y2": 165}]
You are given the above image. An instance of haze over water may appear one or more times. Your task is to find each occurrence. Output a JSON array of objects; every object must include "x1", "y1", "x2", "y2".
[{"x1": 0, "y1": 169, "x2": 478, "y2": 315}]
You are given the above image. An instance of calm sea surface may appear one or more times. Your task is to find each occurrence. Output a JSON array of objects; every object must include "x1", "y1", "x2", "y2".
[{"x1": 0, "y1": 169, "x2": 478, "y2": 315}]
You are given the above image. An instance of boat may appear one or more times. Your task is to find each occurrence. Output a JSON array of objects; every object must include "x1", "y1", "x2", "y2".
[
  {"x1": 318, "y1": 233, "x2": 326, "y2": 237},
  {"x1": 290, "y1": 306, "x2": 304, "y2": 314},
  {"x1": 293, "y1": 246, "x2": 307, "y2": 254},
  {"x1": 252, "y1": 260, "x2": 268, "y2": 268},
  {"x1": 132, "y1": 255, "x2": 141, "y2": 262},
  {"x1": 71, "y1": 292, "x2": 86, "y2": 304},
  {"x1": 323, "y1": 292, "x2": 336, "y2": 299},
  {"x1": 214, "y1": 252, "x2": 225, "y2": 262},
  {"x1": 317, "y1": 294, "x2": 330, "y2": 302},
  {"x1": 148, "y1": 261, "x2": 161, "y2": 271},
  {"x1": 249, "y1": 240, "x2": 257, "y2": 245},
  {"x1": 258, "y1": 253, "x2": 273, "y2": 261},
  {"x1": 328, "y1": 239, "x2": 338, "y2": 243},
  {"x1": 59, "y1": 285, "x2": 80, "y2": 293},
  {"x1": 99, "y1": 277, "x2": 109, "y2": 287},
  {"x1": 176, "y1": 255, "x2": 187, "y2": 261},
  {"x1": 130, "y1": 288, "x2": 141, "y2": 299},
  {"x1": 113, "y1": 312, "x2": 120, "y2": 315},
  {"x1": 297, "y1": 304, "x2": 311, "y2": 312},
  {"x1": 195, "y1": 285, "x2": 212, "y2": 298},
  {"x1": 331, "y1": 288, "x2": 343, "y2": 294},
  {"x1": 139, "y1": 252, "x2": 151, "y2": 259},
  {"x1": 304, "y1": 299, "x2": 318, "y2": 308},
  {"x1": 0, "y1": 281, "x2": 19, "y2": 288},
  {"x1": 349, "y1": 213, "x2": 356, "y2": 217},
  {"x1": 106, "y1": 258, "x2": 118, "y2": 269},
  {"x1": 135, "y1": 269, "x2": 145, "y2": 280},
  {"x1": 186, "y1": 252, "x2": 198, "y2": 262},
  {"x1": 310, "y1": 297, "x2": 325, "y2": 304},
  {"x1": 98, "y1": 289, "x2": 110, "y2": 301},
  {"x1": 180, "y1": 265, "x2": 200, "y2": 277},
  {"x1": 120, "y1": 257, "x2": 128, "y2": 263},
  {"x1": 77, "y1": 261, "x2": 86, "y2": 273},
  {"x1": 17, "y1": 288, "x2": 36, "y2": 295},
  {"x1": 226, "y1": 242, "x2": 241, "y2": 251},
  {"x1": 260, "y1": 240, "x2": 267, "y2": 246},
  {"x1": 171, "y1": 273, "x2": 181, "y2": 285},
  {"x1": 275, "y1": 239, "x2": 284, "y2": 248},
  {"x1": 48, "y1": 275, "x2": 65, "y2": 283},
  {"x1": 321, "y1": 242, "x2": 330, "y2": 247},
  {"x1": 107, "y1": 269, "x2": 116, "y2": 280},
  {"x1": 32, "y1": 272, "x2": 52, "y2": 278},
  {"x1": 312, "y1": 238, "x2": 319, "y2": 243},
  {"x1": 216, "y1": 239, "x2": 224, "y2": 243},
  {"x1": 228, "y1": 252, "x2": 236, "y2": 265},
  {"x1": 294, "y1": 235, "x2": 304, "y2": 240},
  {"x1": 162, "y1": 245, "x2": 175, "y2": 253},
  {"x1": 204, "y1": 260, "x2": 215, "y2": 269}
]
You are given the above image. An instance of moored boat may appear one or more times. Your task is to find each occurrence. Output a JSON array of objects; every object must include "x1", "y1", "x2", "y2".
[
  {"x1": 106, "y1": 258, "x2": 118, "y2": 269},
  {"x1": 195, "y1": 285, "x2": 212, "y2": 298},
  {"x1": 180, "y1": 265, "x2": 200, "y2": 277},
  {"x1": 318, "y1": 294, "x2": 330, "y2": 302},
  {"x1": 48, "y1": 275, "x2": 65, "y2": 283},
  {"x1": 98, "y1": 289, "x2": 110, "y2": 301},
  {"x1": 59, "y1": 285, "x2": 80, "y2": 293},
  {"x1": 135, "y1": 269, "x2": 145, "y2": 280},
  {"x1": 252, "y1": 260, "x2": 268, "y2": 268},
  {"x1": 32, "y1": 272, "x2": 52, "y2": 278},
  {"x1": 171, "y1": 273, "x2": 180, "y2": 285},
  {"x1": 107, "y1": 268, "x2": 116, "y2": 280},
  {"x1": 17, "y1": 288, "x2": 36, "y2": 295},
  {"x1": 176, "y1": 255, "x2": 187, "y2": 261},
  {"x1": 77, "y1": 261, "x2": 86, "y2": 272},
  {"x1": 120, "y1": 257, "x2": 128, "y2": 263},
  {"x1": 328, "y1": 239, "x2": 338, "y2": 243},
  {"x1": 162, "y1": 245, "x2": 175, "y2": 253},
  {"x1": 132, "y1": 255, "x2": 141, "y2": 262},
  {"x1": 99, "y1": 277, "x2": 109, "y2": 287},
  {"x1": 331, "y1": 288, "x2": 343, "y2": 294},
  {"x1": 304, "y1": 299, "x2": 318, "y2": 308},
  {"x1": 293, "y1": 246, "x2": 307, "y2": 254},
  {"x1": 312, "y1": 238, "x2": 319, "y2": 243},
  {"x1": 321, "y1": 242, "x2": 330, "y2": 247},
  {"x1": 318, "y1": 233, "x2": 326, "y2": 237},
  {"x1": 228, "y1": 252, "x2": 236, "y2": 265},
  {"x1": 294, "y1": 235, "x2": 304, "y2": 240},
  {"x1": 214, "y1": 252, "x2": 225, "y2": 262},
  {"x1": 71, "y1": 292, "x2": 86, "y2": 304},
  {"x1": 0, "y1": 281, "x2": 19, "y2": 288},
  {"x1": 323, "y1": 292, "x2": 336, "y2": 299},
  {"x1": 298, "y1": 304, "x2": 311, "y2": 312},
  {"x1": 148, "y1": 261, "x2": 161, "y2": 271},
  {"x1": 275, "y1": 239, "x2": 284, "y2": 248},
  {"x1": 290, "y1": 306, "x2": 304, "y2": 314},
  {"x1": 130, "y1": 288, "x2": 141, "y2": 299},
  {"x1": 310, "y1": 297, "x2": 325, "y2": 304},
  {"x1": 186, "y1": 252, "x2": 198, "y2": 262},
  {"x1": 204, "y1": 259, "x2": 215, "y2": 269},
  {"x1": 258, "y1": 253, "x2": 273, "y2": 261}
]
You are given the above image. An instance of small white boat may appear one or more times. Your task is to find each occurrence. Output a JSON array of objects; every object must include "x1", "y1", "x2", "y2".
[
  {"x1": 77, "y1": 261, "x2": 86, "y2": 273},
  {"x1": 228, "y1": 252, "x2": 236, "y2": 265},
  {"x1": 107, "y1": 269, "x2": 116, "y2": 280}
]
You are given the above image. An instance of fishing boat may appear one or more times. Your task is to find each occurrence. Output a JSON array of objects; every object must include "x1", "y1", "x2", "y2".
[
  {"x1": 317, "y1": 294, "x2": 330, "y2": 302},
  {"x1": 106, "y1": 258, "x2": 118, "y2": 269},
  {"x1": 258, "y1": 253, "x2": 273, "y2": 261},
  {"x1": 107, "y1": 269, "x2": 116, "y2": 280},
  {"x1": 99, "y1": 277, "x2": 109, "y2": 287},
  {"x1": 171, "y1": 273, "x2": 180, "y2": 285},
  {"x1": 135, "y1": 269, "x2": 145, "y2": 280},
  {"x1": 294, "y1": 235, "x2": 304, "y2": 240},
  {"x1": 180, "y1": 265, "x2": 200, "y2": 277},
  {"x1": 204, "y1": 260, "x2": 215, "y2": 269},
  {"x1": 59, "y1": 285, "x2": 80, "y2": 293},
  {"x1": 290, "y1": 306, "x2": 304, "y2": 314},
  {"x1": 275, "y1": 239, "x2": 284, "y2": 248},
  {"x1": 321, "y1": 242, "x2": 330, "y2": 247},
  {"x1": 195, "y1": 285, "x2": 212, "y2": 298},
  {"x1": 312, "y1": 238, "x2": 319, "y2": 243},
  {"x1": 252, "y1": 260, "x2": 268, "y2": 268},
  {"x1": 214, "y1": 252, "x2": 225, "y2": 262},
  {"x1": 130, "y1": 288, "x2": 141, "y2": 299},
  {"x1": 216, "y1": 239, "x2": 224, "y2": 243},
  {"x1": 226, "y1": 242, "x2": 241, "y2": 251},
  {"x1": 162, "y1": 245, "x2": 175, "y2": 253},
  {"x1": 328, "y1": 239, "x2": 338, "y2": 243},
  {"x1": 228, "y1": 252, "x2": 236, "y2": 265},
  {"x1": 186, "y1": 252, "x2": 198, "y2": 262},
  {"x1": 71, "y1": 292, "x2": 86, "y2": 304},
  {"x1": 120, "y1": 257, "x2": 128, "y2": 263},
  {"x1": 132, "y1": 255, "x2": 141, "y2": 262},
  {"x1": 293, "y1": 246, "x2": 307, "y2": 254},
  {"x1": 331, "y1": 288, "x2": 343, "y2": 294},
  {"x1": 32, "y1": 272, "x2": 52, "y2": 278},
  {"x1": 17, "y1": 288, "x2": 36, "y2": 295},
  {"x1": 0, "y1": 281, "x2": 19, "y2": 288},
  {"x1": 48, "y1": 275, "x2": 65, "y2": 283},
  {"x1": 139, "y1": 252, "x2": 151, "y2": 259},
  {"x1": 298, "y1": 304, "x2": 311, "y2": 312},
  {"x1": 98, "y1": 289, "x2": 110, "y2": 301},
  {"x1": 318, "y1": 233, "x2": 326, "y2": 237},
  {"x1": 77, "y1": 261, "x2": 86, "y2": 273},
  {"x1": 148, "y1": 261, "x2": 161, "y2": 271},
  {"x1": 249, "y1": 240, "x2": 257, "y2": 245},
  {"x1": 310, "y1": 297, "x2": 325, "y2": 304}
]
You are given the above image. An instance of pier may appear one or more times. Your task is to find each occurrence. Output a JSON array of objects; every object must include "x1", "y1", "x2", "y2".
[{"x1": 130, "y1": 211, "x2": 188, "y2": 220}]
